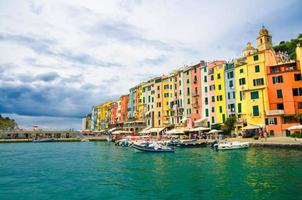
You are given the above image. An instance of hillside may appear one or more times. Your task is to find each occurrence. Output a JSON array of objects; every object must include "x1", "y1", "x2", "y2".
[
  {"x1": 0, "y1": 115, "x2": 18, "y2": 130},
  {"x1": 273, "y1": 33, "x2": 302, "y2": 59}
]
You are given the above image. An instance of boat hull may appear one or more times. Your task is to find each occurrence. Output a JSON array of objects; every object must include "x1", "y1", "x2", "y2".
[
  {"x1": 32, "y1": 138, "x2": 54, "y2": 142},
  {"x1": 177, "y1": 142, "x2": 207, "y2": 148},
  {"x1": 216, "y1": 142, "x2": 249, "y2": 150},
  {"x1": 132, "y1": 144, "x2": 174, "y2": 153}
]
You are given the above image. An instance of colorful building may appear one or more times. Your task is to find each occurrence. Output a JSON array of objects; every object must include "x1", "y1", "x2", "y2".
[
  {"x1": 119, "y1": 95, "x2": 129, "y2": 124},
  {"x1": 213, "y1": 61, "x2": 227, "y2": 124},
  {"x1": 224, "y1": 62, "x2": 236, "y2": 118},
  {"x1": 142, "y1": 80, "x2": 155, "y2": 128},
  {"x1": 154, "y1": 77, "x2": 163, "y2": 127},
  {"x1": 183, "y1": 66, "x2": 193, "y2": 127},
  {"x1": 190, "y1": 63, "x2": 202, "y2": 126},
  {"x1": 97, "y1": 101, "x2": 112, "y2": 130},
  {"x1": 266, "y1": 54, "x2": 302, "y2": 136}
]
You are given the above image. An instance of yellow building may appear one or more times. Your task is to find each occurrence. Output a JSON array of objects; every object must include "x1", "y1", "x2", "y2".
[
  {"x1": 234, "y1": 58, "x2": 248, "y2": 126},
  {"x1": 136, "y1": 83, "x2": 145, "y2": 120},
  {"x1": 244, "y1": 26, "x2": 277, "y2": 126},
  {"x1": 296, "y1": 44, "x2": 302, "y2": 72},
  {"x1": 97, "y1": 101, "x2": 112, "y2": 130},
  {"x1": 213, "y1": 63, "x2": 227, "y2": 124},
  {"x1": 162, "y1": 76, "x2": 171, "y2": 126}
]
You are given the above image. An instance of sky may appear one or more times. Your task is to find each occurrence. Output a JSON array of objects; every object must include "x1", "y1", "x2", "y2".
[{"x1": 0, "y1": 0, "x2": 301, "y2": 130}]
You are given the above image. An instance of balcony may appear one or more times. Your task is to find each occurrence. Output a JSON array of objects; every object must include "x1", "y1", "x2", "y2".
[{"x1": 266, "y1": 110, "x2": 284, "y2": 116}]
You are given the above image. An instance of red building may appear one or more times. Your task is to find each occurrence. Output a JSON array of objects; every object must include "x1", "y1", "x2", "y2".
[{"x1": 266, "y1": 61, "x2": 302, "y2": 136}]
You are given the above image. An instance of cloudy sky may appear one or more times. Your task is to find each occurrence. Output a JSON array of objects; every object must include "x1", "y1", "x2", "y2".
[{"x1": 0, "y1": 0, "x2": 301, "y2": 130}]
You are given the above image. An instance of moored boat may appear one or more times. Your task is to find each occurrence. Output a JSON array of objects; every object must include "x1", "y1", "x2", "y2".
[
  {"x1": 213, "y1": 141, "x2": 249, "y2": 150},
  {"x1": 132, "y1": 142, "x2": 174, "y2": 152},
  {"x1": 176, "y1": 139, "x2": 207, "y2": 148}
]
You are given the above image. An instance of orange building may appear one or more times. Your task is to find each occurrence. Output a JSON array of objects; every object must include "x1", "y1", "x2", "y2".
[
  {"x1": 266, "y1": 61, "x2": 302, "y2": 136},
  {"x1": 119, "y1": 95, "x2": 129, "y2": 124}
]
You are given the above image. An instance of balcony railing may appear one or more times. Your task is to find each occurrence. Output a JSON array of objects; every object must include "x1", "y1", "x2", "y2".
[{"x1": 266, "y1": 110, "x2": 284, "y2": 116}]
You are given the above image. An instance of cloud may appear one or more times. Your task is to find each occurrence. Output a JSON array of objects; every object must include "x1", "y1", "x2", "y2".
[{"x1": 0, "y1": 0, "x2": 301, "y2": 129}]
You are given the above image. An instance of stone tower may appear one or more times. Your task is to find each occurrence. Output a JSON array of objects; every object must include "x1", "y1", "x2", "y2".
[
  {"x1": 243, "y1": 42, "x2": 257, "y2": 57},
  {"x1": 257, "y1": 25, "x2": 272, "y2": 51}
]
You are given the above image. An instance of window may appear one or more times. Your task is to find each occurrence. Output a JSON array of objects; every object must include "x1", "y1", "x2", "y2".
[
  {"x1": 211, "y1": 96, "x2": 215, "y2": 102},
  {"x1": 266, "y1": 118, "x2": 277, "y2": 125},
  {"x1": 227, "y1": 71, "x2": 234, "y2": 79},
  {"x1": 164, "y1": 84, "x2": 169, "y2": 89},
  {"x1": 255, "y1": 65, "x2": 260, "y2": 72},
  {"x1": 240, "y1": 68, "x2": 244, "y2": 73},
  {"x1": 157, "y1": 94, "x2": 160, "y2": 98},
  {"x1": 253, "y1": 105, "x2": 259, "y2": 116},
  {"x1": 205, "y1": 109, "x2": 209, "y2": 117},
  {"x1": 211, "y1": 75, "x2": 214, "y2": 80},
  {"x1": 219, "y1": 106, "x2": 222, "y2": 113},
  {"x1": 204, "y1": 67, "x2": 207, "y2": 72},
  {"x1": 211, "y1": 116, "x2": 215, "y2": 123},
  {"x1": 298, "y1": 102, "x2": 302, "y2": 109},
  {"x1": 217, "y1": 73, "x2": 221, "y2": 79},
  {"x1": 219, "y1": 95, "x2": 223, "y2": 101},
  {"x1": 277, "y1": 89, "x2": 283, "y2": 98},
  {"x1": 277, "y1": 103, "x2": 284, "y2": 110},
  {"x1": 253, "y1": 55, "x2": 259, "y2": 61},
  {"x1": 294, "y1": 74, "x2": 302, "y2": 81},
  {"x1": 228, "y1": 92, "x2": 230, "y2": 100},
  {"x1": 204, "y1": 76, "x2": 207, "y2": 82},
  {"x1": 240, "y1": 91, "x2": 244, "y2": 101},
  {"x1": 229, "y1": 80, "x2": 233, "y2": 88},
  {"x1": 205, "y1": 87, "x2": 208, "y2": 93},
  {"x1": 157, "y1": 86, "x2": 160, "y2": 90},
  {"x1": 205, "y1": 97, "x2": 208, "y2": 105},
  {"x1": 251, "y1": 91, "x2": 259, "y2": 99},
  {"x1": 272, "y1": 76, "x2": 283, "y2": 84},
  {"x1": 238, "y1": 103, "x2": 242, "y2": 113},
  {"x1": 187, "y1": 79, "x2": 190, "y2": 84},
  {"x1": 212, "y1": 107, "x2": 215, "y2": 112},
  {"x1": 253, "y1": 78, "x2": 264, "y2": 86},
  {"x1": 187, "y1": 98, "x2": 190, "y2": 104},
  {"x1": 239, "y1": 78, "x2": 246, "y2": 85},
  {"x1": 222, "y1": 114, "x2": 226, "y2": 123},
  {"x1": 187, "y1": 88, "x2": 190, "y2": 95},
  {"x1": 293, "y1": 88, "x2": 302, "y2": 96},
  {"x1": 158, "y1": 111, "x2": 161, "y2": 117},
  {"x1": 158, "y1": 120, "x2": 161, "y2": 126},
  {"x1": 218, "y1": 85, "x2": 222, "y2": 90}
]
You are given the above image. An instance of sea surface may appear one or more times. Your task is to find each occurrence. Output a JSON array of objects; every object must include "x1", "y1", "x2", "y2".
[{"x1": 0, "y1": 142, "x2": 301, "y2": 200}]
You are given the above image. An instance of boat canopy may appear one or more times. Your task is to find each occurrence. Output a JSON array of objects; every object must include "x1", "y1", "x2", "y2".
[{"x1": 139, "y1": 127, "x2": 151, "y2": 134}]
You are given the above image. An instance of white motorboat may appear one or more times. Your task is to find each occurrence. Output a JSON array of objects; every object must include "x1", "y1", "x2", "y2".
[{"x1": 214, "y1": 141, "x2": 249, "y2": 150}]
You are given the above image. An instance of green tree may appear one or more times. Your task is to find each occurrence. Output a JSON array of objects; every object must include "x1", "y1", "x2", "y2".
[
  {"x1": 273, "y1": 33, "x2": 302, "y2": 60},
  {"x1": 0, "y1": 115, "x2": 18, "y2": 130},
  {"x1": 221, "y1": 116, "x2": 236, "y2": 135}
]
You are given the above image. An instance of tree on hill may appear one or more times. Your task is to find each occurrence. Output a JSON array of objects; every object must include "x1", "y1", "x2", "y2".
[
  {"x1": 273, "y1": 33, "x2": 302, "y2": 60},
  {"x1": 0, "y1": 115, "x2": 18, "y2": 130}
]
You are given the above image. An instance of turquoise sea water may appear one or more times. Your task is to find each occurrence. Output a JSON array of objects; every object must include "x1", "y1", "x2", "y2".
[{"x1": 0, "y1": 142, "x2": 301, "y2": 200}]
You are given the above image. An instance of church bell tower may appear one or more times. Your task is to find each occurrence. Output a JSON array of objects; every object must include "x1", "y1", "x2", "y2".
[{"x1": 257, "y1": 26, "x2": 272, "y2": 51}]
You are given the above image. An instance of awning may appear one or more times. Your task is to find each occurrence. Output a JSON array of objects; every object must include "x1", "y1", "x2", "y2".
[
  {"x1": 287, "y1": 125, "x2": 302, "y2": 130},
  {"x1": 112, "y1": 130, "x2": 131, "y2": 135},
  {"x1": 194, "y1": 117, "x2": 208, "y2": 123},
  {"x1": 208, "y1": 129, "x2": 223, "y2": 134},
  {"x1": 190, "y1": 127, "x2": 211, "y2": 132},
  {"x1": 165, "y1": 127, "x2": 189, "y2": 135},
  {"x1": 108, "y1": 127, "x2": 117, "y2": 132},
  {"x1": 146, "y1": 127, "x2": 166, "y2": 134},
  {"x1": 139, "y1": 127, "x2": 151, "y2": 134},
  {"x1": 242, "y1": 124, "x2": 261, "y2": 130}
]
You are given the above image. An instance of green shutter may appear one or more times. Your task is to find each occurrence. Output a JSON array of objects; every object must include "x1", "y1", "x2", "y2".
[{"x1": 253, "y1": 106, "x2": 259, "y2": 116}]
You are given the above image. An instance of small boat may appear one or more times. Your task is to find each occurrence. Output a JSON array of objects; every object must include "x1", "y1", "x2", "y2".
[
  {"x1": 81, "y1": 138, "x2": 89, "y2": 142},
  {"x1": 177, "y1": 139, "x2": 207, "y2": 148},
  {"x1": 115, "y1": 139, "x2": 131, "y2": 147},
  {"x1": 32, "y1": 138, "x2": 54, "y2": 142},
  {"x1": 132, "y1": 142, "x2": 174, "y2": 152},
  {"x1": 213, "y1": 141, "x2": 249, "y2": 150}
]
